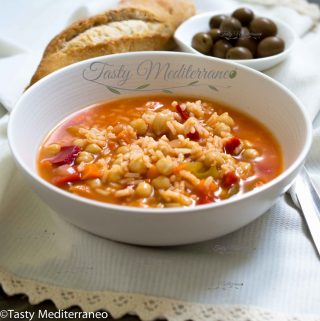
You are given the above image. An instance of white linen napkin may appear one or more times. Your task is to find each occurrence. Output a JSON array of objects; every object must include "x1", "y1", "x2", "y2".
[{"x1": 1, "y1": 0, "x2": 320, "y2": 320}]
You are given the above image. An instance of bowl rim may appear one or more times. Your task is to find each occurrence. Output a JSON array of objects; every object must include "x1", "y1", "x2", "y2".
[
  {"x1": 8, "y1": 51, "x2": 312, "y2": 214},
  {"x1": 174, "y1": 10, "x2": 298, "y2": 63}
]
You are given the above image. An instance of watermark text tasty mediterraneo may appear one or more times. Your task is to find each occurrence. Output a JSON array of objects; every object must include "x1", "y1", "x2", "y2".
[
  {"x1": 0, "y1": 309, "x2": 108, "y2": 320},
  {"x1": 82, "y1": 59, "x2": 237, "y2": 95}
]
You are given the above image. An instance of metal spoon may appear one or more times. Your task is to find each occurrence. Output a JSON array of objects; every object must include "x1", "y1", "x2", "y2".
[{"x1": 290, "y1": 166, "x2": 320, "y2": 257}]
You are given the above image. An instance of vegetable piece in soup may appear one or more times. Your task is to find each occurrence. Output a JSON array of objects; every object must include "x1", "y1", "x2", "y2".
[{"x1": 37, "y1": 96, "x2": 283, "y2": 208}]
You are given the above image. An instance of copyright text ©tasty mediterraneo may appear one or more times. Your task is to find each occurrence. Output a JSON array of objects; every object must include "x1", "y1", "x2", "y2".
[{"x1": 0, "y1": 309, "x2": 108, "y2": 320}]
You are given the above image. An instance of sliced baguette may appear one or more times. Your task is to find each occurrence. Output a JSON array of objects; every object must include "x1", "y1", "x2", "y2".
[{"x1": 28, "y1": 0, "x2": 195, "y2": 87}]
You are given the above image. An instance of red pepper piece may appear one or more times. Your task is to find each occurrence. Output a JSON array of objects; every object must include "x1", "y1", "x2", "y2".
[
  {"x1": 224, "y1": 137, "x2": 241, "y2": 155},
  {"x1": 176, "y1": 104, "x2": 189, "y2": 122},
  {"x1": 222, "y1": 171, "x2": 239, "y2": 188},
  {"x1": 197, "y1": 192, "x2": 215, "y2": 205},
  {"x1": 49, "y1": 145, "x2": 81, "y2": 166},
  {"x1": 52, "y1": 172, "x2": 81, "y2": 186},
  {"x1": 187, "y1": 131, "x2": 200, "y2": 141}
]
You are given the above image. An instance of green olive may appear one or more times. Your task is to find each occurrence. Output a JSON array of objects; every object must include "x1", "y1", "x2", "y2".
[
  {"x1": 220, "y1": 17, "x2": 242, "y2": 40},
  {"x1": 232, "y1": 7, "x2": 254, "y2": 26},
  {"x1": 257, "y1": 36, "x2": 285, "y2": 57},
  {"x1": 250, "y1": 17, "x2": 277, "y2": 40},
  {"x1": 209, "y1": 14, "x2": 229, "y2": 29},
  {"x1": 212, "y1": 39, "x2": 232, "y2": 58},
  {"x1": 192, "y1": 32, "x2": 213, "y2": 54},
  {"x1": 208, "y1": 28, "x2": 221, "y2": 43},
  {"x1": 235, "y1": 37, "x2": 257, "y2": 56},
  {"x1": 226, "y1": 46, "x2": 253, "y2": 59}
]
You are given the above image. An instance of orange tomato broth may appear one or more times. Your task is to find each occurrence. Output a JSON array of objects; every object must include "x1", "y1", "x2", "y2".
[{"x1": 37, "y1": 95, "x2": 283, "y2": 206}]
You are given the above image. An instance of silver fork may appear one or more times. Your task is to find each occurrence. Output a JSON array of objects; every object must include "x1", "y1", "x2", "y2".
[{"x1": 290, "y1": 166, "x2": 320, "y2": 257}]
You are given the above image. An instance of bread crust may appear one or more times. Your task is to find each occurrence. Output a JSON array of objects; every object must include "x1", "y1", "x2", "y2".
[
  {"x1": 28, "y1": 0, "x2": 195, "y2": 87},
  {"x1": 119, "y1": 0, "x2": 196, "y2": 29}
]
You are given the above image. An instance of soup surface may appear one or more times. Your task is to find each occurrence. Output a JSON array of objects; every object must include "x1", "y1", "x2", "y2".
[{"x1": 38, "y1": 96, "x2": 283, "y2": 207}]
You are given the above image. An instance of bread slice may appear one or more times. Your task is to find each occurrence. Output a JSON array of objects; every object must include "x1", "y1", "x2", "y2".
[{"x1": 28, "y1": 0, "x2": 195, "y2": 87}]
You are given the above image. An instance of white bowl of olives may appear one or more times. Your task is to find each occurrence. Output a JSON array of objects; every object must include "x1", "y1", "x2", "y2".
[{"x1": 174, "y1": 8, "x2": 297, "y2": 71}]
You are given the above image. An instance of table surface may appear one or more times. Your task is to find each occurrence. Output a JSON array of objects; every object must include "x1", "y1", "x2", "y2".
[{"x1": 1, "y1": 0, "x2": 319, "y2": 319}]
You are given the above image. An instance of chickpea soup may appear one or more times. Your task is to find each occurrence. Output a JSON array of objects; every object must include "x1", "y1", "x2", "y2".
[{"x1": 37, "y1": 96, "x2": 283, "y2": 208}]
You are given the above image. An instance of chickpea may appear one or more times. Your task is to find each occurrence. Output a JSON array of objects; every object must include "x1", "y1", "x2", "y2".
[
  {"x1": 204, "y1": 151, "x2": 225, "y2": 167},
  {"x1": 135, "y1": 182, "x2": 153, "y2": 198},
  {"x1": 217, "y1": 112, "x2": 234, "y2": 127},
  {"x1": 130, "y1": 118, "x2": 148, "y2": 136},
  {"x1": 73, "y1": 139, "x2": 87, "y2": 148},
  {"x1": 159, "y1": 144, "x2": 171, "y2": 154},
  {"x1": 85, "y1": 143, "x2": 102, "y2": 154},
  {"x1": 76, "y1": 151, "x2": 94, "y2": 163},
  {"x1": 46, "y1": 143, "x2": 61, "y2": 156},
  {"x1": 152, "y1": 113, "x2": 168, "y2": 136},
  {"x1": 152, "y1": 176, "x2": 171, "y2": 189},
  {"x1": 156, "y1": 158, "x2": 174, "y2": 176},
  {"x1": 116, "y1": 145, "x2": 130, "y2": 154},
  {"x1": 108, "y1": 165, "x2": 124, "y2": 182},
  {"x1": 88, "y1": 178, "x2": 102, "y2": 188},
  {"x1": 213, "y1": 122, "x2": 231, "y2": 135},
  {"x1": 67, "y1": 126, "x2": 80, "y2": 136},
  {"x1": 207, "y1": 112, "x2": 218, "y2": 126},
  {"x1": 129, "y1": 157, "x2": 147, "y2": 174},
  {"x1": 238, "y1": 162, "x2": 252, "y2": 178},
  {"x1": 242, "y1": 148, "x2": 259, "y2": 160}
]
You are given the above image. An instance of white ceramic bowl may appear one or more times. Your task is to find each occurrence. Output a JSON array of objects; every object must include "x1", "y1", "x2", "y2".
[
  {"x1": 175, "y1": 11, "x2": 297, "y2": 71},
  {"x1": 8, "y1": 52, "x2": 311, "y2": 246}
]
